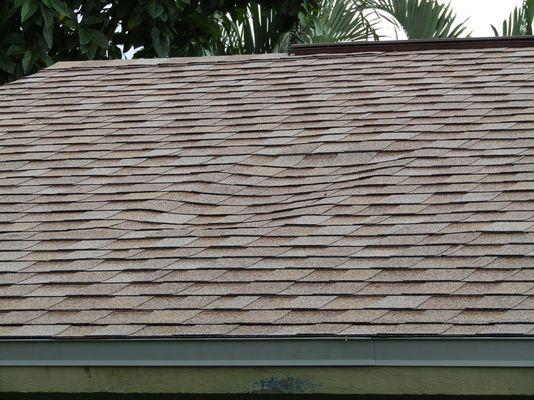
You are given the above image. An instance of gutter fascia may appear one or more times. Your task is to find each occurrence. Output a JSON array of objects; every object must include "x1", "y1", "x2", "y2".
[{"x1": 1, "y1": 337, "x2": 533, "y2": 367}]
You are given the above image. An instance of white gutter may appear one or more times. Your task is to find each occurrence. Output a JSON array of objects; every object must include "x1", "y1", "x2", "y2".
[{"x1": 1, "y1": 337, "x2": 533, "y2": 367}]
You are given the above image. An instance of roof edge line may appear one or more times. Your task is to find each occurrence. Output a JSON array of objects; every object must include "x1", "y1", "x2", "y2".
[
  {"x1": 46, "y1": 53, "x2": 288, "y2": 70},
  {"x1": 1, "y1": 337, "x2": 533, "y2": 367},
  {"x1": 289, "y1": 36, "x2": 534, "y2": 55}
]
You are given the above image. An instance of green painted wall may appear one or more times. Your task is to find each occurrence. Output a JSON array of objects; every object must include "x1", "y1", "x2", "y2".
[{"x1": 1, "y1": 366, "x2": 533, "y2": 396}]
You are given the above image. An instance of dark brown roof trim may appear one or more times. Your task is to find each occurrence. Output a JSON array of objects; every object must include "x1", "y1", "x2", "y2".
[{"x1": 289, "y1": 36, "x2": 534, "y2": 56}]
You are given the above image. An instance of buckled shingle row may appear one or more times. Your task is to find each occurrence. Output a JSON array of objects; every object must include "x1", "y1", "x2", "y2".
[{"x1": 0, "y1": 47, "x2": 533, "y2": 338}]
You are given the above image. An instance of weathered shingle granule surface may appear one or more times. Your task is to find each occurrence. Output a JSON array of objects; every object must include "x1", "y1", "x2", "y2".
[{"x1": 0, "y1": 47, "x2": 533, "y2": 338}]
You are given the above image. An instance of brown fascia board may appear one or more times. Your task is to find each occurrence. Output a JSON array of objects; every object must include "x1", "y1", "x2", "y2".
[{"x1": 289, "y1": 36, "x2": 534, "y2": 56}]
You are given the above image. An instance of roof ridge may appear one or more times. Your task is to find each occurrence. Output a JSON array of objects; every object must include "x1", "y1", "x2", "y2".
[
  {"x1": 290, "y1": 36, "x2": 534, "y2": 56},
  {"x1": 46, "y1": 53, "x2": 288, "y2": 71}
]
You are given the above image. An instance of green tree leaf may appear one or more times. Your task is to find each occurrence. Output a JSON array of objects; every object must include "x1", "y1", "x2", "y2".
[
  {"x1": 79, "y1": 27, "x2": 108, "y2": 47},
  {"x1": 21, "y1": 49, "x2": 37, "y2": 73},
  {"x1": 0, "y1": 0, "x2": 307, "y2": 84},
  {"x1": 107, "y1": 43, "x2": 123, "y2": 59},
  {"x1": 43, "y1": 26, "x2": 54, "y2": 49},
  {"x1": 4, "y1": 33, "x2": 25, "y2": 46},
  {"x1": 6, "y1": 43, "x2": 26, "y2": 56},
  {"x1": 147, "y1": 0, "x2": 165, "y2": 19},
  {"x1": 20, "y1": 0, "x2": 39, "y2": 22},
  {"x1": 91, "y1": 30, "x2": 109, "y2": 49},
  {"x1": 151, "y1": 27, "x2": 170, "y2": 57},
  {"x1": 41, "y1": 52, "x2": 54, "y2": 66},
  {"x1": 41, "y1": 6, "x2": 54, "y2": 49},
  {"x1": 42, "y1": 0, "x2": 71, "y2": 18},
  {"x1": 79, "y1": 27, "x2": 91, "y2": 45},
  {"x1": 0, "y1": 59, "x2": 17, "y2": 74}
]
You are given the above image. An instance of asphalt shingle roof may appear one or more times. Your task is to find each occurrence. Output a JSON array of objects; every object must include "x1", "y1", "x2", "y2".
[{"x1": 1, "y1": 45, "x2": 534, "y2": 338}]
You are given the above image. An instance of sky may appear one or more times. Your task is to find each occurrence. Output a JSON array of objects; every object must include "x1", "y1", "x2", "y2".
[
  {"x1": 378, "y1": 0, "x2": 524, "y2": 39},
  {"x1": 448, "y1": 0, "x2": 523, "y2": 36}
]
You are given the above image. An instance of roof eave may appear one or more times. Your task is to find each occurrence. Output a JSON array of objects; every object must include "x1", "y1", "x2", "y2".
[{"x1": 2, "y1": 336, "x2": 533, "y2": 367}]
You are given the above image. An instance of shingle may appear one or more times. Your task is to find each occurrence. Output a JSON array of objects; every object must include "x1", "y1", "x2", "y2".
[
  {"x1": 157, "y1": 269, "x2": 226, "y2": 282},
  {"x1": 485, "y1": 257, "x2": 534, "y2": 269},
  {"x1": 0, "y1": 273, "x2": 36, "y2": 284},
  {"x1": 472, "y1": 296, "x2": 526, "y2": 309},
  {"x1": 21, "y1": 271, "x2": 118, "y2": 284},
  {"x1": 187, "y1": 310, "x2": 289, "y2": 324},
  {"x1": 341, "y1": 323, "x2": 450, "y2": 336},
  {"x1": 134, "y1": 324, "x2": 238, "y2": 337},
  {"x1": 273, "y1": 323, "x2": 350, "y2": 336},
  {"x1": 30, "y1": 310, "x2": 111, "y2": 324},
  {"x1": 370, "y1": 268, "x2": 472, "y2": 282},
  {"x1": 339, "y1": 257, "x2": 421, "y2": 269},
  {"x1": 25, "y1": 284, "x2": 95, "y2": 297},
  {"x1": 275, "y1": 310, "x2": 345, "y2": 324},
  {"x1": 335, "y1": 309, "x2": 388, "y2": 323},
  {"x1": 0, "y1": 325, "x2": 18, "y2": 336},
  {"x1": 181, "y1": 281, "x2": 288, "y2": 295},
  {"x1": 223, "y1": 324, "x2": 286, "y2": 336},
  {"x1": 246, "y1": 295, "x2": 336, "y2": 310},
  {"x1": 321, "y1": 296, "x2": 384, "y2": 310},
  {"x1": 376, "y1": 310, "x2": 460, "y2": 324},
  {"x1": 105, "y1": 270, "x2": 172, "y2": 283},
  {"x1": 203, "y1": 296, "x2": 259, "y2": 309},
  {"x1": 85, "y1": 324, "x2": 145, "y2": 337},
  {"x1": 454, "y1": 282, "x2": 534, "y2": 295},
  {"x1": 370, "y1": 296, "x2": 430, "y2": 309},
  {"x1": 477, "y1": 324, "x2": 534, "y2": 335},
  {"x1": 0, "y1": 284, "x2": 41, "y2": 297},
  {"x1": 448, "y1": 310, "x2": 504, "y2": 324},
  {"x1": 515, "y1": 296, "x2": 534, "y2": 309},
  {"x1": 5, "y1": 324, "x2": 69, "y2": 337},
  {"x1": 370, "y1": 282, "x2": 464, "y2": 295},
  {"x1": 499, "y1": 310, "x2": 534, "y2": 323},
  {"x1": 301, "y1": 269, "x2": 379, "y2": 281},
  {"x1": 281, "y1": 282, "x2": 367, "y2": 295},
  {"x1": 413, "y1": 256, "x2": 491, "y2": 269},
  {"x1": 485, "y1": 221, "x2": 534, "y2": 232},
  {"x1": 114, "y1": 282, "x2": 190, "y2": 295},
  {"x1": 466, "y1": 269, "x2": 520, "y2": 282},
  {"x1": 0, "y1": 297, "x2": 65, "y2": 311},
  {"x1": 1, "y1": 48, "x2": 534, "y2": 339},
  {"x1": 51, "y1": 296, "x2": 152, "y2": 310},
  {"x1": 216, "y1": 269, "x2": 311, "y2": 282},
  {"x1": 418, "y1": 295, "x2": 469, "y2": 309},
  {"x1": 97, "y1": 309, "x2": 201, "y2": 324},
  {"x1": 513, "y1": 269, "x2": 534, "y2": 281},
  {"x1": 137, "y1": 295, "x2": 218, "y2": 310},
  {"x1": 0, "y1": 311, "x2": 46, "y2": 324}
]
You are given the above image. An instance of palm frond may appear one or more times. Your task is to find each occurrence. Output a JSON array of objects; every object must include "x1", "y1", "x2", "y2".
[
  {"x1": 296, "y1": 0, "x2": 378, "y2": 44},
  {"x1": 216, "y1": 2, "x2": 297, "y2": 54},
  {"x1": 215, "y1": 0, "x2": 378, "y2": 55},
  {"x1": 370, "y1": 0, "x2": 470, "y2": 39},
  {"x1": 492, "y1": 0, "x2": 534, "y2": 36}
]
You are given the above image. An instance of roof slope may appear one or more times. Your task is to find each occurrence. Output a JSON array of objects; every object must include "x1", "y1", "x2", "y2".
[{"x1": 0, "y1": 46, "x2": 533, "y2": 339}]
